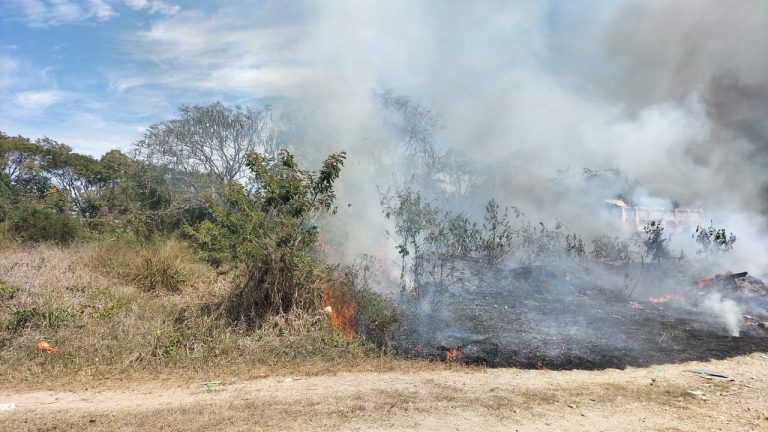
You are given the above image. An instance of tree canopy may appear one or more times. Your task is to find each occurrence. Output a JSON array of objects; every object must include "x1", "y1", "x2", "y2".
[{"x1": 133, "y1": 102, "x2": 281, "y2": 187}]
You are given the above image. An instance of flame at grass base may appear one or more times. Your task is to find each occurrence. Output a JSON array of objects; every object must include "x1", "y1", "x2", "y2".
[
  {"x1": 444, "y1": 348, "x2": 462, "y2": 362},
  {"x1": 323, "y1": 283, "x2": 356, "y2": 338}
]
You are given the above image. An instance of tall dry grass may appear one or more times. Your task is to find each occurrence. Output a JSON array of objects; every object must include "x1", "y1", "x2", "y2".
[{"x1": 0, "y1": 239, "x2": 410, "y2": 391}]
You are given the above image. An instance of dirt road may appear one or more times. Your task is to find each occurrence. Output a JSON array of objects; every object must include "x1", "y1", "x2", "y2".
[{"x1": 2, "y1": 353, "x2": 767, "y2": 431}]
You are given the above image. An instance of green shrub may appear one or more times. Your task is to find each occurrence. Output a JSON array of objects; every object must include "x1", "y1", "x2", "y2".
[
  {"x1": 352, "y1": 287, "x2": 398, "y2": 341},
  {"x1": 10, "y1": 201, "x2": 81, "y2": 243}
]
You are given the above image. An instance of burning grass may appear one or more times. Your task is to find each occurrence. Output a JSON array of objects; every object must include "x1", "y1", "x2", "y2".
[{"x1": 392, "y1": 259, "x2": 768, "y2": 369}]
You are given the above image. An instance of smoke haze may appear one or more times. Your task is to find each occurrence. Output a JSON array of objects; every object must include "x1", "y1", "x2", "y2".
[{"x1": 269, "y1": 0, "x2": 768, "y2": 275}]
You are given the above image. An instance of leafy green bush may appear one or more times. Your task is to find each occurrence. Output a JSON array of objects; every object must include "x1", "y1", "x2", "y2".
[
  {"x1": 9, "y1": 201, "x2": 81, "y2": 243},
  {"x1": 350, "y1": 287, "x2": 398, "y2": 342},
  {"x1": 184, "y1": 149, "x2": 346, "y2": 327}
]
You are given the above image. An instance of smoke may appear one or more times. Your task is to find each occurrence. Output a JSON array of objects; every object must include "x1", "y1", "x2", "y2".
[
  {"x1": 269, "y1": 0, "x2": 768, "y2": 274},
  {"x1": 701, "y1": 292, "x2": 744, "y2": 337}
]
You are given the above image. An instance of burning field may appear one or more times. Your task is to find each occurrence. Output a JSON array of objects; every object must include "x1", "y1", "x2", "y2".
[{"x1": 389, "y1": 261, "x2": 768, "y2": 369}]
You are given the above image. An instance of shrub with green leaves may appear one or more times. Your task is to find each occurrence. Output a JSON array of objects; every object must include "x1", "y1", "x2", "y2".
[
  {"x1": 10, "y1": 201, "x2": 81, "y2": 243},
  {"x1": 185, "y1": 149, "x2": 346, "y2": 326}
]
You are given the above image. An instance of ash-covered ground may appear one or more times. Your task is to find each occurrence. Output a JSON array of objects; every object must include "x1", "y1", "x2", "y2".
[{"x1": 390, "y1": 259, "x2": 768, "y2": 369}]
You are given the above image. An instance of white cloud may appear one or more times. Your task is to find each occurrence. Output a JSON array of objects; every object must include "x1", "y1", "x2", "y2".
[
  {"x1": 90, "y1": 0, "x2": 118, "y2": 21},
  {"x1": 50, "y1": 0, "x2": 84, "y2": 22},
  {"x1": 13, "y1": 89, "x2": 67, "y2": 112},
  {"x1": 5, "y1": 0, "x2": 117, "y2": 26},
  {"x1": 11, "y1": 0, "x2": 48, "y2": 22},
  {"x1": 120, "y1": 9, "x2": 306, "y2": 97},
  {"x1": 124, "y1": 0, "x2": 179, "y2": 16}
]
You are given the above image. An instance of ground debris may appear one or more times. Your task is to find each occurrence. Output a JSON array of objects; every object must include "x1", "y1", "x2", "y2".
[
  {"x1": 699, "y1": 271, "x2": 768, "y2": 296},
  {"x1": 205, "y1": 379, "x2": 222, "y2": 389},
  {"x1": 687, "y1": 368, "x2": 731, "y2": 379},
  {"x1": 686, "y1": 389, "x2": 708, "y2": 400}
]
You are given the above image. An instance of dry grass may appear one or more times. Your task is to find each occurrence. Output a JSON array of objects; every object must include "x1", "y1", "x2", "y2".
[
  {"x1": 84, "y1": 238, "x2": 218, "y2": 295},
  {"x1": 0, "y1": 240, "x2": 442, "y2": 392}
]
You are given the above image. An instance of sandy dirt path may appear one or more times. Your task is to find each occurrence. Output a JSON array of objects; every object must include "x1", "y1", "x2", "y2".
[{"x1": 2, "y1": 353, "x2": 767, "y2": 431}]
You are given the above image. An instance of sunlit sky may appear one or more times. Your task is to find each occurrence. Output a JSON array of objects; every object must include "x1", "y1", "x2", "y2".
[{"x1": 1, "y1": 0, "x2": 309, "y2": 155}]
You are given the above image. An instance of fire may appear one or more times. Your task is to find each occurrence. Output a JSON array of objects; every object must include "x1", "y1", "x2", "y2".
[
  {"x1": 323, "y1": 283, "x2": 356, "y2": 339},
  {"x1": 445, "y1": 348, "x2": 462, "y2": 362},
  {"x1": 648, "y1": 294, "x2": 684, "y2": 304}
]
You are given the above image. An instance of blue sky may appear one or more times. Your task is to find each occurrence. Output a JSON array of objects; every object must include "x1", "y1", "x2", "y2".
[{"x1": 0, "y1": 0, "x2": 309, "y2": 155}]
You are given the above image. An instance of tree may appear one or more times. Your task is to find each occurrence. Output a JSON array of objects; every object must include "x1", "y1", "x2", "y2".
[
  {"x1": 133, "y1": 102, "x2": 280, "y2": 188},
  {"x1": 0, "y1": 133, "x2": 50, "y2": 204},
  {"x1": 379, "y1": 90, "x2": 440, "y2": 171},
  {"x1": 380, "y1": 186, "x2": 439, "y2": 292},
  {"x1": 37, "y1": 138, "x2": 106, "y2": 217}
]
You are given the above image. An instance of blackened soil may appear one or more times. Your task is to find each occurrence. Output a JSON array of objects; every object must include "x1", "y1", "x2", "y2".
[{"x1": 390, "y1": 261, "x2": 768, "y2": 369}]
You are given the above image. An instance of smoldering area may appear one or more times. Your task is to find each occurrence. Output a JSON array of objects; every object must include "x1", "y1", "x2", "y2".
[{"x1": 389, "y1": 259, "x2": 768, "y2": 369}]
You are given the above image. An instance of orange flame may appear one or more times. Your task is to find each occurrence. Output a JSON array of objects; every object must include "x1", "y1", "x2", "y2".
[
  {"x1": 648, "y1": 294, "x2": 684, "y2": 304},
  {"x1": 323, "y1": 283, "x2": 356, "y2": 339},
  {"x1": 445, "y1": 348, "x2": 462, "y2": 362}
]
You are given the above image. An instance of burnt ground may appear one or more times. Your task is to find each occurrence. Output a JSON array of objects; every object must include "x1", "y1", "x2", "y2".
[{"x1": 390, "y1": 260, "x2": 768, "y2": 369}]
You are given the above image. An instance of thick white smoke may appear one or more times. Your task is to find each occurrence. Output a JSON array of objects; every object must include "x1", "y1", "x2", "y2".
[{"x1": 274, "y1": 0, "x2": 768, "y2": 275}]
